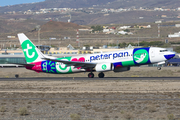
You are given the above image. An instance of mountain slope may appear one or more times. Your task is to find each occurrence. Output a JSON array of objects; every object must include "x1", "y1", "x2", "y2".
[
  {"x1": 103, "y1": 0, "x2": 180, "y2": 9},
  {"x1": 0, "y1": 0, "x2": 180, "y2": 13},
  {"x1": 0, "y1": 0, "x2": 116, "y2": 13}
]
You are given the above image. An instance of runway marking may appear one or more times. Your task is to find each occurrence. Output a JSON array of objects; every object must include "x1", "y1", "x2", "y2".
[
  {"x1": 0, "y1": 90, "x2": 179, "y2": 93},
  {"x1": 0, "y1": 77, "x2": 180, "y2": 81},
  {"x1": 0, "y1": 97, "x2": 180, "y2": 101}
]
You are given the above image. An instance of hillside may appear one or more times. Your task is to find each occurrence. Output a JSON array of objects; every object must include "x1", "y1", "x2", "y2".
[
  {"x1": 103, "y1": 0, "x2": 180, "y2": 9},
  {"x1": 38, "y1": 21, "x2": 86, "y2": 39},
  {"x1": 0, "y1": 0, "x2": 116, "y2": 13},
  {"x1": 0, "y1": 20, "x2": 88, "y2": 39},
  {"x1": 0, "y1": 0, "x2": 180, "y2": 13},
  {"x1": 1, "y1": 20, "x2": 180, "y2": 48},
  {"x1": 41, "y1": 21, "x2": 83, "y2": 32},
  {"x1": 0, "y1": 19, "x2": 45, "y2": 39},
  {"x1": 0, "y1": 0, "x2": 180, "y2": 25}
]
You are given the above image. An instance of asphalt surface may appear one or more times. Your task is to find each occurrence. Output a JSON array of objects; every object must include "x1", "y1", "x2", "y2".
[
  {"x1": 0, "y1": 77, "x2": 179, "y2": 81},
  {"x1": 0, "y1": 98, "x2": 180, "y2": 101}
]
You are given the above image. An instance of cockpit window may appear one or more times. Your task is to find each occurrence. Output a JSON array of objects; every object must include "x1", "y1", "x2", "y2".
[{"x1": 160, "y1": 50, "x2": 168, "y2": 52}]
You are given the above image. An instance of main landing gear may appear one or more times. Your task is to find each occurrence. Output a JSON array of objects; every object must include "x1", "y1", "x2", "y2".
[
  {"x1": 88, "y1": 72, "x2": 105, "y2": 78},
  {"x1": 88, "y1": 73, "x2": 94, "y2": 78},
  {"x1": 98, "y1": 72, "x2": 105, "y2": 78}
]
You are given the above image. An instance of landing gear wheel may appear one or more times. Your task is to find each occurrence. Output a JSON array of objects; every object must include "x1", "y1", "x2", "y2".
[
  {"x1": 98, "y1": 72, "x2": 105, "y2": 78},
  {"x1": 88, "y1": 73, "x2": 94, "y2": 78},
  {"x1": 157, "y1": 67, "x2": 161, "y2": 70},
  {"x1": 15, "y1": 74, "x2": 19, "y2": 78}
]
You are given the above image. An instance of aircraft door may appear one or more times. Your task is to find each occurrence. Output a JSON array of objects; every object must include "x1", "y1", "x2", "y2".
[{"x1": 151, "y1": 49, "x2": 155, "y2": 58}]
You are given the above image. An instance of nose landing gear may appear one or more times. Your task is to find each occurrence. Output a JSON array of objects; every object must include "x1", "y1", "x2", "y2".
[{"x1": 157, "y1": 67, "x2": 161, "y2": 70}]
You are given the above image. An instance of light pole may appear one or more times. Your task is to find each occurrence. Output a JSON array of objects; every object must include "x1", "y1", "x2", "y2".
[
  {"x1": 158, "y1": 24, "x2": 160, "y2": 38},
  {"x1": 36, "y1": 25, "x2": 41, "y2": 45},
  {"x1": 38, "y1": 28, "x2": 41, "y2": 45}
]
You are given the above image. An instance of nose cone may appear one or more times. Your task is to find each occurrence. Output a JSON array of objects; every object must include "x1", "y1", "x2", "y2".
[{"x1": 164, "y1": 52, "x2": 176, "y2": 60}]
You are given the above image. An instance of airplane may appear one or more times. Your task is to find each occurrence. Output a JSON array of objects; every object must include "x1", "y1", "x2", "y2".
[{"x1": 17, "y1": 33, "x2": 175, "y2": 78}]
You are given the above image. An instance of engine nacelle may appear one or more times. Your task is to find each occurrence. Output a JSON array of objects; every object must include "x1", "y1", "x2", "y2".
[
  {"x1": 157, "y1": 61, "x2": 165, "y2": 65},
  {"x1": 95, "y1": 63, "x2": 114, "y2": 72},
  {"x1": 113, "y1": 66, "x2": 130, "y2": 72}
]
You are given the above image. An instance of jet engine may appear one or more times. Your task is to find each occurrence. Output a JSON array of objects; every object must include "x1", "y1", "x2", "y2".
[{"x1": 95, "y1": 63, "x2": 114, "y2": 72}]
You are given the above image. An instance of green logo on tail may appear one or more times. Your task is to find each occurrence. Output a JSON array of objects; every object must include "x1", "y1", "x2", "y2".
[{"x1": 22, "y1": 40, "x2": 38, "y2": 63}]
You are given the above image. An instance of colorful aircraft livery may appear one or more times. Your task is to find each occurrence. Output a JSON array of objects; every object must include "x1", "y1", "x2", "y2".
[{"x1": 18, "y1": 33, "x2": 175, "y2": 78}]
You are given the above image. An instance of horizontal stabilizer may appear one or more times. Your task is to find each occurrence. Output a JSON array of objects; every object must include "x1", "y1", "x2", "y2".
[{"x1": 4, "y1": 61, "x2": 35, "y2": 67}]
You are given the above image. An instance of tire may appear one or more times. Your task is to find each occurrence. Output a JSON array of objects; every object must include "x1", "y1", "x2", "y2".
[
  {"x1": 88, "y1": 73, "x2": 94, "y2": 78},
  {"x1": 15, "y1": 74, "x2": 19, "y2": 78},
  {"x1": 157, "y1": 67, "x2": 161, "y2": 70},
  {"x1": 98, "y1": 72, "x2": 105, "y2": 78}
]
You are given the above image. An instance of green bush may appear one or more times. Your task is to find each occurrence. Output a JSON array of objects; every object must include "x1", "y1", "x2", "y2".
[
  {"x1": 0, "y1": 106, "x2": 6, "y2": 112},
  {"x1": 70, "y1": 114, "x2": 81, "y2": 120},
  {"x1": 167, "y1": 114, "x2": 174, "y2": 120},
  {"x1": 18, "y1": 107, "x2": 29, "y2": 116},
  {"x1": 91, "y1": 25, "x2": 103, "y2": 32},
  {"x1": 123, "y1": 112, "x2": 134, "y2": 120},
  {"x1": 148, "y1": 105, "x2": 157, "y2": 113},
  {"x1": 174, "y1": 46, "x2": 180, "y2": 53}
]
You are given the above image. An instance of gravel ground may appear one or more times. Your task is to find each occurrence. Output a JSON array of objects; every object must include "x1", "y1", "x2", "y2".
[{"x1": 0, "y1": 67, "x2": 179, "y2": 119}]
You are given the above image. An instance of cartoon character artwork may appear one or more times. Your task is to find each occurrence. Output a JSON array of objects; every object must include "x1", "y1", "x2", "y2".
[
  {"x1": 42, "y1": 61, "x2": 57, "y2": 73},
  {"x1": 133, "y1": 48, "x2": 150, "y2": 64}
]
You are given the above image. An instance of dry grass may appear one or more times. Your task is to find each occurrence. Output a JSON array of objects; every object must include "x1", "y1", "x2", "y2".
[
  {"x1": 123, "y1": 112, "x2": 134, "y2": 120},
  {"x1": 167, "y1": 114, "x2": 175, "y2": 120},
  {"x1": 70, "y1": 114, "x2": 81, "y2": 120},
  {"x1": 0, "y1": 106, "x2": 6, "y2": 112},
  {"x1": 148, "y1": 104, "x2": 157, "y2": 113},
  {"x1": 18, "y1": 107, "x2": 29, "y2": 116}
]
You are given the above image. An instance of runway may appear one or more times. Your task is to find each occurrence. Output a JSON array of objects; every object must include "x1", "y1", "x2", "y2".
[
  {"x1": 0, "y1": 97, "x2": 180, "y2": 101},
  {"x1": 0, "y1": 77, "x2": 180, "y2": 81}
]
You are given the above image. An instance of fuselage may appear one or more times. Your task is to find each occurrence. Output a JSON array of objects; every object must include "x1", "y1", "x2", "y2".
[{"x1": 26, "y1": 47, "x2": 175, "y2": 74}]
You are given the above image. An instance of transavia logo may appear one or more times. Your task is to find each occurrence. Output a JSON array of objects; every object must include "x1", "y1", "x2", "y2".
[
  {"x1": 56, "y1": 57, "x2": 72, "y2": 73},
  {"x1": 22, "y1": 40, "x2": 38, "y2": 63},
  {"x1": 102, "y1": 64, "x2": 107, "y2": 70},
  {"x1": 133, "y1": 49, "x2": 149, "y2": 64}
]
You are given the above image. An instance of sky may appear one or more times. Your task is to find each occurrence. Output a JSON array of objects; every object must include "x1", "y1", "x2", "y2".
[{"x1": 0, "y1": 0, "x2": 44, "y2": 6}]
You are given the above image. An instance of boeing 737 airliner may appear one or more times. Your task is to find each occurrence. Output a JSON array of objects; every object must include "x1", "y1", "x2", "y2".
[{"x1": 18, "y1": 33, "x2": 175, "y2": 78}]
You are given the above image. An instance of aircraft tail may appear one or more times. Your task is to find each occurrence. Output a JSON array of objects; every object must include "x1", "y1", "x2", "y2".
[{"x1": 18, "y1": 33, "x2": 45, "y2": 64}]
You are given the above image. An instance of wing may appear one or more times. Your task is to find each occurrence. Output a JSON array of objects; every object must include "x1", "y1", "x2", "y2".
[
  {"x1": 2, "y1": 60, "x2": 35, "y2": 67},
  {"x1": 10, "y1": 63, "x2": 35, "y2": 67},
  {"x1": 43, "y1": 58, "x2": 96, "y2": 69}
]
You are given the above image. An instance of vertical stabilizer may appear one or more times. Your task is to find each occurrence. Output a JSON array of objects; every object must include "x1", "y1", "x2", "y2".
[{"x1": 18, "y1": 33, "x2": 45, "y2": 64}]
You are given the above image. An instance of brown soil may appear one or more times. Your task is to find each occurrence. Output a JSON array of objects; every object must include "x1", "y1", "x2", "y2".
[{"x1": 41, "y1": 21, "x2": 85, "y2": 32}]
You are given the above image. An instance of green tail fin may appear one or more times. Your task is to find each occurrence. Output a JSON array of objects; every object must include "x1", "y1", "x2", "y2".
[{"x1": 18, "y1": 33, "x2": 44, "y2": 63}]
